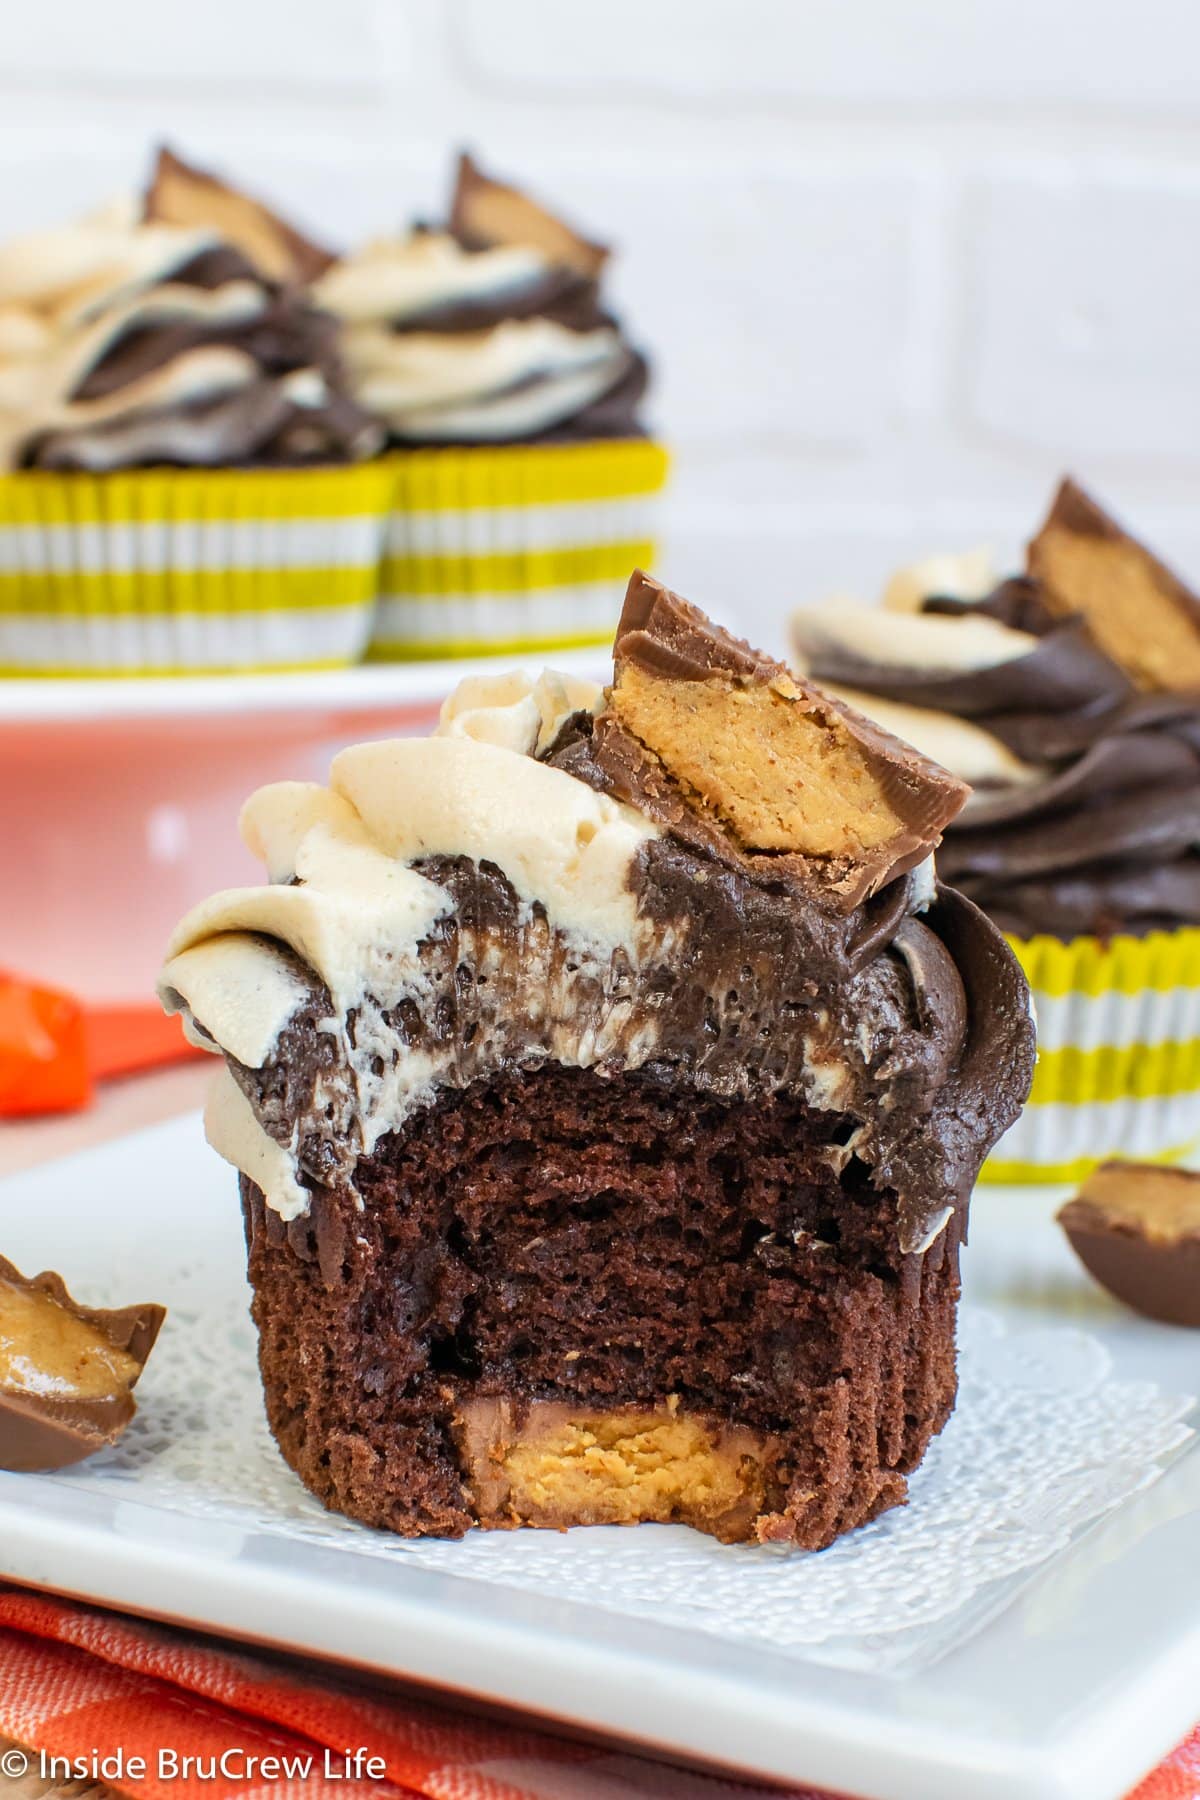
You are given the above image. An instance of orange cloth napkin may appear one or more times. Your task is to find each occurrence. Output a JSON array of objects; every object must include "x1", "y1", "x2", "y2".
[
  {"x1": 0, "y1": 1586, "x2": 810, "y2": 1799},
  {"x1": 0, "y1": 1586, "x2": 1194, "y2": 1800}
]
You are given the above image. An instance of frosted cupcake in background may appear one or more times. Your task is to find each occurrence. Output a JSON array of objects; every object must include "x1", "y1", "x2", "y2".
[
  {"x1": 792, "y1": 478, "x2": 1200, "y2": 1181},
  {"x1": 0, "y1": 146, "x2": 387, "y2": 676},
  {"x1": 315, "y1": 152, "x2": 668, "y2": 661}
]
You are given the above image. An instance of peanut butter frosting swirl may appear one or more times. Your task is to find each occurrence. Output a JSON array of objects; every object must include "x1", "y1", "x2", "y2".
[
  {"x1": 314, "y1": 153, "x2": 649, "y2": 444},
  {"x1": 0, "y1": 162, "x2": 379, "y2": 471}
]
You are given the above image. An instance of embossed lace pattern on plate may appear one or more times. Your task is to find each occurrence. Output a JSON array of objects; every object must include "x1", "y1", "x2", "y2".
[{"x1": 48, "y1": 1266, "x2": 1196, "y2": 1677}]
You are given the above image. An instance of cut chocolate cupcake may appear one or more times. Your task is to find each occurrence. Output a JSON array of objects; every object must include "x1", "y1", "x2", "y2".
[
  {"x1": 1058, "y1": 1163, "x2": 1200, "y2": 1327},
  {"x1": 159, "y1": 574, "x2": 1034, "y2": 1546}
]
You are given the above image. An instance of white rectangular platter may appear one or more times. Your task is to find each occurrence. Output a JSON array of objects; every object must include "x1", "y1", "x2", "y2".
[{"x1": 1, "y1": 1115, "x2": 1198, "y2": 1800}]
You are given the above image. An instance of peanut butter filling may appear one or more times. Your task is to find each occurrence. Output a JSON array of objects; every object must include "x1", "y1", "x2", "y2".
[
  {"x1": 454, "y1": 1397, "x2": 780, "y2": 1540},
  {"x1": 611, "y1": 662, "x2": 912, "y2": 862},
  {"x1": 0, "y1": 1277, "x2": 140, "y2": 1403},
  {"x1": 1062, "y1": 1163, "x2": 1200, "y2": 1245}
]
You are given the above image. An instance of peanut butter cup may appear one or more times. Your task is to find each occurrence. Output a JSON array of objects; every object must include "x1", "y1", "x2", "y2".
[
  {"x1": 0, "y1": 1256, "x2": 164, "y2": 1470},
  {"x1": 1058, "y1": 1163, "x2": 1200, "y2": 1327},
  {"x1": 1029, "y1": 478, "x2": 1200, "y2": 697},
  {"x1": 144, "y1": 144, "x2": 336, "y2": 286}
]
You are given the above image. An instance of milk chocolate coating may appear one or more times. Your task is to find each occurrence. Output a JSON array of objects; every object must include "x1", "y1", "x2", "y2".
[
  {"x1": 0, "y1": 1255, "x2": 165, "y2": 1472},
  {"x1": 607, "y1": 572, "x2": 971, "y2": 911},
  {"x1": 451, "y1": 151, "x2": 610, "y2": 280},
  {"x1": 616, "y1": 571, "x2": 768, "y2": 682},
  {"x1": 803, "y1": 578, "x2": 1200, "y2": 938}
]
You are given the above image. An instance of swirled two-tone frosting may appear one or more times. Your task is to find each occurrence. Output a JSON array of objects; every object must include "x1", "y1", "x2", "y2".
[
  {"x1": 0, "y1": 150, "x2": 380, "y2": 471},
  {"x1": 793, "y1": 545, "x2": 1200, "y2": 939},
  {"x1": 159, "y1": 573, "x2": 1033, "y2": 1256},
  {"x1": 314, "y1": 153, "x2": 649, "y2": 444}
]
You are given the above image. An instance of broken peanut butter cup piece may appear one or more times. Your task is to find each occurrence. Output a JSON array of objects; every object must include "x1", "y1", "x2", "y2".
[
  {"x1": 1057, "y1": 1162, "x2": 1200, "y2": 1328},
  {"x1": 450, "y1": 150, "x2": 609, "y2": 280},
  {"x1": 0, "y1": 1255, "x2": 165, "y2": 1470},
  {"x1": 144, "y1": 144, "x2": 336, "y2": 285},
  {"x1": 600, "y1": 571, "x2": 970, "y2": 910},
  {"x1": 1028, "y1": 477, "x2": 1200, "y2": 695}
]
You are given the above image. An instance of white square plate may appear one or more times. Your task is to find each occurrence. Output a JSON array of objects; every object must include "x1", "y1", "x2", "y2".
[{"x1": 1, "y1": 1116, "x2": 1198, "y2": 1800}]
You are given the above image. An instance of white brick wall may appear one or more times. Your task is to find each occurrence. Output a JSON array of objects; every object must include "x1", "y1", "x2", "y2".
[
  {"x1": 968, "y1": 172, "x2": 1200, "y2": 461},
  {"x1": 4, "y1": 0, "x2": 1200, "y2": 652},
  {"x1": 457, "y1": 0, "x2": 1200, "y2": 109}
]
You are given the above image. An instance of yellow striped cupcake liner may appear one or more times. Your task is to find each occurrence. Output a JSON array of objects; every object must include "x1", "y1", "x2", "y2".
[
  {"x1": 982, "y1": 925, "x2": 1200, "y2": 1183},
  {"x1": 372, "y1": 439, "x2": 670, "y2": 662},
  {"x1": 0, "y1": 463, "x2": 393, "y2": 676}
]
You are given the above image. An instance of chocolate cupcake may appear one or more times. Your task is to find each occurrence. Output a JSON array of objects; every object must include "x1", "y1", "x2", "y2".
[
  {"x1": 792, "y1": 480, "x2": 1200, "y2": 1180},
  {"x1": 159, "y1": 573, "x2": 1032, "y2": 1545},
  {"x1": 0, "y1": 146, "x2": 388, "y2": 676},
  {"x1": 315, "y1": 153, "x2": 668, "y2": 661}
]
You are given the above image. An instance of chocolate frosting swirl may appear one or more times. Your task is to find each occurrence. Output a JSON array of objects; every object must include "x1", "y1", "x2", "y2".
[{"x1": 796, "y1": 578, "x2": 1200, "y2": 939}]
